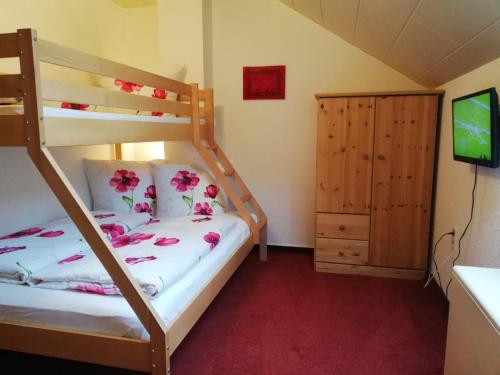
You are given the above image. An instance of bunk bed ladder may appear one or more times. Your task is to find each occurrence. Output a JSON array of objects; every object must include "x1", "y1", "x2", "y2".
[{"x1": 189, "y1": 84, "x2": 268, "y2": 261}]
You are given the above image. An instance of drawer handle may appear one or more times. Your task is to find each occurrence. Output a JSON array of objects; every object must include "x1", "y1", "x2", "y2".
[
  {"x1": 338, "y1": 251, "x2": 345, "y2": 256},
  {"x1": 339, "y1": 225, "x2": 346, "y2": 231}
]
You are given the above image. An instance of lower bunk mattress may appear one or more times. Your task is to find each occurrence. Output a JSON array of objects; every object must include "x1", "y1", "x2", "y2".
[{"x1": 0, "y1": 213, "x2": 250, "y2": 340}]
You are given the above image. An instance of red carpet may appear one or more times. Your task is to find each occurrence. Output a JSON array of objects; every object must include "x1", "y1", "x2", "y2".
[{"x1": 1, "y1": 249, "x2": 448, "y2": 374}]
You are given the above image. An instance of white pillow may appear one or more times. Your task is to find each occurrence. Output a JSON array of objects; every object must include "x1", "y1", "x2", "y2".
[
  {"x1": 85, "y1": 160, "x2": 156, "y2": 215},
  {"x1": 151, "y1": 163, "x2": 225, "y2": 219}
]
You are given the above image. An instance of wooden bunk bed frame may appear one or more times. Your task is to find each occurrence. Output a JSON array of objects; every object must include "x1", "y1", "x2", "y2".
[{"x1": 0, "y1": 29, "x2": 267, "y2": 374}]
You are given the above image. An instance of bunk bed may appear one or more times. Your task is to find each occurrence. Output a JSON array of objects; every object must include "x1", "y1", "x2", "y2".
[{"x1": 0, "y1": 29, "x2": 267, "y2": 374}]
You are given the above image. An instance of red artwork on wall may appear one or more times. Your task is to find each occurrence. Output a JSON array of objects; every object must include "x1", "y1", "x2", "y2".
[{"x1": 243, "y1": 65, "x2": 286, "y2": 100}]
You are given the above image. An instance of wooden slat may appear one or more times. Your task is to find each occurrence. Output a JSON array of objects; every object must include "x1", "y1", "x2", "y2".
[
  {"x1": 178, "y1": 91, "x2": 208, "y2": 102},
  {"x1": 241, "y1": 193, "x2": 252, "y2": 203},
  {"x1": 38, "y1": 38, "x2": 191, "y2": 95},
  {"x1": 42, "y1": 80, "x2": 192, "y2": 115},
  {"x1": 316, "y1": 97, "x2": 375, "y2": 214},
  {"x1": 43, "y1": 117, "x2": 207, "y2": 147},
  {"x1": 370, "y1": 95, "x2": 438, "y2": 270},
  {"x1": 315, "y1": 262, "x2": 425, "y2": 280},
  {"x1": 0, "y1": 74, "x2": 23, "y2": 97},
  {"x1": 191, "y1": 83, "x2": 201, "y2": 147},
  {"x1": 0, "y1": 32, "x2": 19, "y2": 58},
  {"x1": 114, "y1": 144, "x2": 122, "y2": 160},
  {"x1": 203, "y1": 88, "x2": 215, "y2": 147},
  {"x1": 0, "y1": 321, "x2": 150, "y2": 372},
  {"x1": 315, "y1": 90, "x2": 445, "y2": 99},
  {"x1": 169, "y1": 236, "x2": 254, "y2": 352},
  {"x1": 0, "y1": 115, "x2": 25, "y2": 146},
  {"x1": 224, "y1": 168, "x2": 235, "y2": 176}
]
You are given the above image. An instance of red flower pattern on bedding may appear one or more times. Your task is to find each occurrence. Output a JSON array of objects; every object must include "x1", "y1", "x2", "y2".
[
  {"x1": 151, "y1": 88, "x2": 167, "y2": 116},
  {"x1": 203, "y1": 232, "x2": 220, "y2": 250},
  {"x1": 100, "y1": 224, "x2": 125, "y2": 239},
  {"x1": 75, "y1": 284, "x2": 118, "y2": 295},
  {"x1": 114, "y1": 79, "x2": 144, "y2": 93},
  {"x1": 37, "y1": 230, "x2": 64, "y2": 238},
  {"x1": 154, "y1": 237, "x2": 180, "y2": 246},
  {"x1": 109, "y1": 169, "x2": 140, "y2": 193},
  {"x1": 134, "y1": 202, "x2": 153, "y2": 215},
  {"x1": 170, "y1": 170, "x2": 200, "y2": 192},
  {"x1": 144, "y1": 185, "x2": 156, "y2": 200},
  {"x1": 94, "y1": 213, "x2": 116, "y2": 219},
  {"x1": 192, "y1": 217, "x2": 212, "y2": 223},
  {"x1": 61, "y1": 102, "x2": 89, "y2": 111},
  {"x1": 111, "y1": 233, "x2": 154, "y2": 248},
  {"x1": 125, "y1": 256, "x2": 157, "y2": 265},
  {"x1": 0, "y1": 246, "x2": 26, "y2": 255},
  {"x1": 146, "y1": 218, "x2": 160, "y2": 225},
  {"x1": 194, "y1": 202, "x2": 213, "y2": 216},
  {"x1": 204, "y1": 184, "x2": 219, "y2": 199},
  {"x1": 0, "y1": 227, "x2": 43, "y2": 240},
  {"x1": 58, "y1": 253, "x2": 85, "y2": 265}
]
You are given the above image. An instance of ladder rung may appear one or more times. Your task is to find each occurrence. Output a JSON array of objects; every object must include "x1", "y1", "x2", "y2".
[
  {"x1": 224, "y1": 168, "x2": 235, "y2": 177},
  {"x1": 207, "y1": 144, "x2": 218, "y2": 150},
  {"x1": 240, "y1": 193, "x2": 252, "y2": 203}
]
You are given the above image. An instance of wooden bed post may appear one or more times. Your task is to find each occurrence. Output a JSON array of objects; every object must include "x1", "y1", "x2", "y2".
[
  {"x1": 17, "y1": 27, "x2": 169, "y2": 375},
  {"x1": 204, "y1": 88, "x2": 216, "y2": 149},
  {"x1": 191, "y1": 83, "x2": 201, "y2": 148}
]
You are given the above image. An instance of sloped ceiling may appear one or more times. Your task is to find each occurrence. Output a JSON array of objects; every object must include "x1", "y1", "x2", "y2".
[{"x1": 280, "y1": 0, "x2": 500, "y2": 88}]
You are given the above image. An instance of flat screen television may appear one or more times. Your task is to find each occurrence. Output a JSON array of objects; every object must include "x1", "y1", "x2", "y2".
[{"x1": 452, "y1": 87, "x2": 500, "y2": 168}]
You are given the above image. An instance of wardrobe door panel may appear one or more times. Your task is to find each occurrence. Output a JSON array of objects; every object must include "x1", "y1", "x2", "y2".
[
  {"x1": 316, "y1": 97, "x2": 375, "y2": 214},
  {"x1": 370, "y1": 95, "x2": 438, "y2": 269}
]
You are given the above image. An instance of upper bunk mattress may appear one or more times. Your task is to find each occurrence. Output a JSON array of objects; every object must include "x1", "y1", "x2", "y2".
[{"x1": 0, "y1": 213, "x2": 250, "y2": 340}]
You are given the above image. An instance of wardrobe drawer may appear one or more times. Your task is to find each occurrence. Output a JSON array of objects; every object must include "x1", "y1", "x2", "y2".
[
  {"x1": 315, "y1": 238, "x2": 369, "y2": 265},
  {"x1": 316, "y1": 213, "x2": 370, "y2": 240}
]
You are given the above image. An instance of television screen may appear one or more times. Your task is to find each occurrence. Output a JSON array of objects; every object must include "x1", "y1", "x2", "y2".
[{"x1": 452, "y1": 87, "x2": 499, "y2": 168}]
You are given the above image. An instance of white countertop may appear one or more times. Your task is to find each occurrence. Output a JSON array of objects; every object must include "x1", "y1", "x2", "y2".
[{"x1": 453, "y1": 265, "x2": 500, "y2": 331}]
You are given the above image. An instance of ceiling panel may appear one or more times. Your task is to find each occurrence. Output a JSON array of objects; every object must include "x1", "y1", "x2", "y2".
[
  {"x1": 415, "y1": 0, "x2": 500, "y2": 44},
  {"x1": 321, "y1": 0, "x2": 359, "y2": 43},
  {"x1": 278, "y1": 0, "x2": 500, "y2": 87},
  {"x1": 293, "y1": 0, "x2": 323, "y2": 25},
  {"x1": 386, "y1": 18, "x2": 459, "y2": 78},
  {"x1": 420, "y1": 21, "x2": 500, "y2": 87},
  {"x1": 355, "y1": 0, "x2": 418, "y2": 58}
]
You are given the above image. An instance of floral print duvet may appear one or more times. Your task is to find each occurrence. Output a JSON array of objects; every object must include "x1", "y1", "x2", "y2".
[
  {"x1": 0, "y1": 211, "x2": 151, "y2": 284},
  {"x1": 29, "y1": 214, "x2": 239, "y2": 298}
]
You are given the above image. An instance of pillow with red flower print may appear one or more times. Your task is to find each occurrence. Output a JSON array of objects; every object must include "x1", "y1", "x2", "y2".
[
  {"x1": 151, "y1": 163, "x2": 225, "y2": 219},
  {"x1": 95, "y1": 77, "x2": 178, "y2": 117},
  {"x1": 85, "y1": 160, "x2": 157, "y2": 216}
]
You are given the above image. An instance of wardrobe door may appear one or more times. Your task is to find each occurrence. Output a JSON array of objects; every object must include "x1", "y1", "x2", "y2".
[
  {"x1": 370, "y1": 95, "x2": 438, "y2": 269},
  {"x1": 316, "y1": 97, "x2": 375, "y2": 214}
]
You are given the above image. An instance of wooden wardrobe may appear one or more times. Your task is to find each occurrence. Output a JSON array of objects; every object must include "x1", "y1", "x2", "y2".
[{"x1": 314, "y1": 91, "x2": 443, "y2": 279}]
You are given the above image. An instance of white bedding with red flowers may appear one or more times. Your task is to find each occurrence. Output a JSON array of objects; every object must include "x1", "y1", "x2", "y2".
[
  {"x1": 0, "y1": 211, "x2": 151, "y2": 284},
  {"x1": 29, "y1": 214, "x2": 238, "y2": 298}
]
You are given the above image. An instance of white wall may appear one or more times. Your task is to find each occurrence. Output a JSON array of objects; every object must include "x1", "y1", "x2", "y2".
[
  {"x1": 432, "y1": 58, "x2": 500, "y2": 293},
  {"x1": 210, "y1": 0, "x2": 423, "y2": 246}
]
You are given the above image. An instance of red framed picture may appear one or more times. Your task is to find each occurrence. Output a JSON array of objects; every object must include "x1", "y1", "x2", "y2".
[{"x1": 243, "y1": 65, "x2": 286, "y2": 100}]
